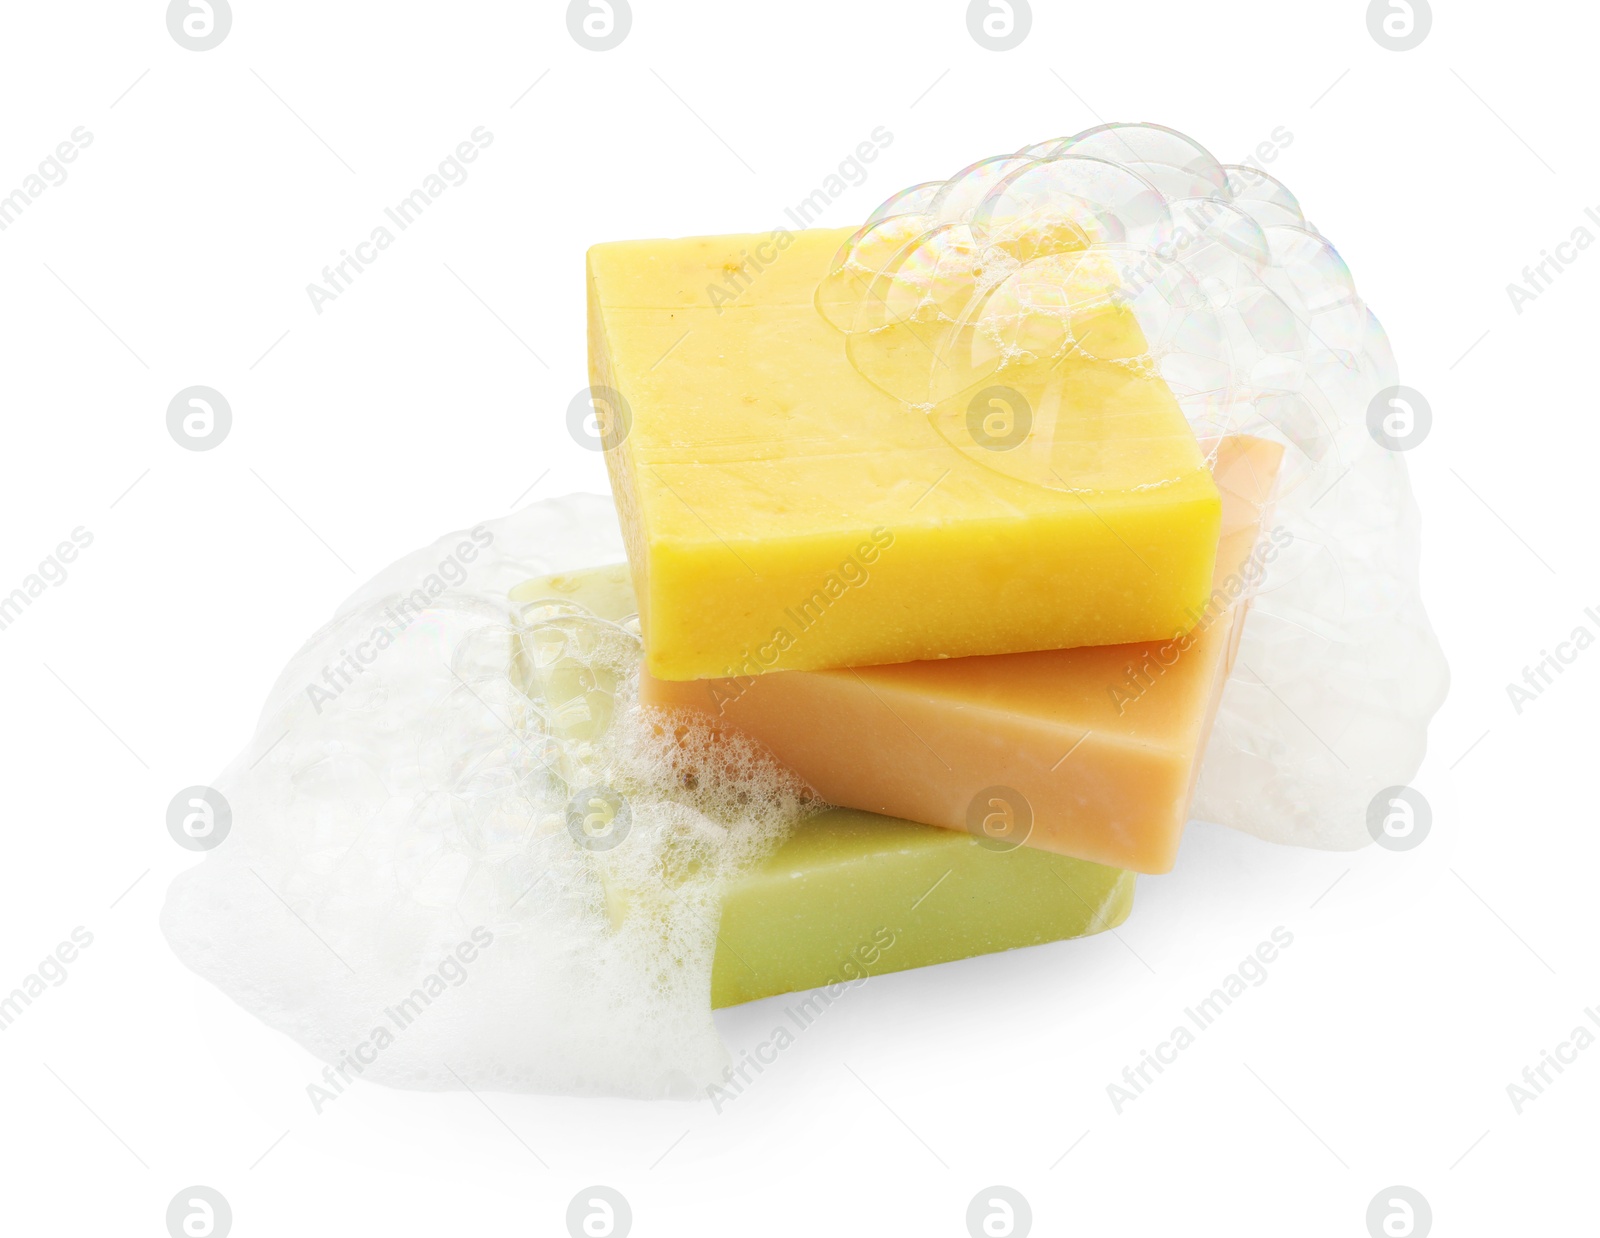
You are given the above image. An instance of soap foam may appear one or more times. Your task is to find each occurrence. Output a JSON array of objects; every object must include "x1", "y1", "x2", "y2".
[
  {"x1": 162, "y1": 495, "x2": 817, "y2": 1098},
  {"x1": 823, "y1": 122, "x2": 1449, "y2": 849}
]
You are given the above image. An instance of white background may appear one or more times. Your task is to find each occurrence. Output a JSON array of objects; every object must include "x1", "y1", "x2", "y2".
[{"x1": 0, "y1": 1, "x2": 1591, "y2": 1234}]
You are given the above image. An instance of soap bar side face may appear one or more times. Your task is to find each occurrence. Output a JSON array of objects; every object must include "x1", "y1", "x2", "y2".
[
  {"x1": 642, "y1": 435, "x2": 1285, "y2": 874},
  {"x1": 589, "y1": 259, "x2": 652, "y2": 639},
  {"x1": 587, "y1": 230, "x2": 1221, "y2": 681},
  {"x1": 709, "y1": 807, "x2": 1135, "y2": 1008}
]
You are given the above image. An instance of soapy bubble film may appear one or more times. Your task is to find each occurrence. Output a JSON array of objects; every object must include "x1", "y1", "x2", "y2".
[
  {"x1": 824, "y1": 122, "x2": 1448, "y2": 849},
  {"x1": 162, "y1": 496, "x2": 819, "y2": 1098}
]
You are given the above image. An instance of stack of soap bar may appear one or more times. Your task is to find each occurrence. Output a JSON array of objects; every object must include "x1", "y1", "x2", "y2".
[
  {"x1": 508, "y1": 567, "x2": 1134, "y2": 1008},
  {"x1": 587, "y1": 228, "x2": 1222, "y2": 682},
  {"x1": 643, "y1": 435, "x2": 1283, "y2": 873}
]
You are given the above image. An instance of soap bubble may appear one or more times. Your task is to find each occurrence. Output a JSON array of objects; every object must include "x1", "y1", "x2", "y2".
[{"x1": 830, "y1": 122, "x2": 1449, "y2": 850}]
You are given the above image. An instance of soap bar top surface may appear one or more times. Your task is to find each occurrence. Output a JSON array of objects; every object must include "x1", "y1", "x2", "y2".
[{"x1": 588, "y1": 228, "x2": 1221, "y2": 681}]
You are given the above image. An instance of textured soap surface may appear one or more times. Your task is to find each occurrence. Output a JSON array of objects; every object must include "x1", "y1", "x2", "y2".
[
  {"x1": 589, "y1": 228, "x2": 1221, "y2": 682},
  {"x1": 710, "y1": 806, "x2": 1133, "y2": 1008},
  {"x1": 644, "y1": 435, "x2": 1283, "y2": 873}
]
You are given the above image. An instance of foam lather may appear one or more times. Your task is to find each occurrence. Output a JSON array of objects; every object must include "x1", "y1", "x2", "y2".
[
  {"x1": 163, "y1": 496, "x2": 818, "y2": 1099},
  {"x1": 822, "y1": 122, "x2": 1447, "y2": 847}
]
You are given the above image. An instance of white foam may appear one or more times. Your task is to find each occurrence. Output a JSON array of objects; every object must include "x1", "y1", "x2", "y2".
[
  {"x1": 162, "y1": 496, "x2": 816, "y2": 1098},
  {"x1": 826, "y1": 122, "x2": 1450, "y2": 849}
]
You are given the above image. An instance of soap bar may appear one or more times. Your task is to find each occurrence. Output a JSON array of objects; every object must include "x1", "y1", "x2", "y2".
[
  {"x1": 710, "y1": 806, "x2": 1133, "y2": 1008},
  {"x1": 506, "y1": 570, "x2": 1134, "y2": 1008},
  {"x1": 588, "y1": 228, "x2": 1221, "y2": 682},
  {"x1": 643, "y1": 435, "x2": 1283, "y2": 874}
]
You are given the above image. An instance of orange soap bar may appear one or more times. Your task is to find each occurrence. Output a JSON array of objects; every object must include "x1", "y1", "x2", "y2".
[{"x1": 641, "y1": 436, "x2": 1284, "y2": 874}]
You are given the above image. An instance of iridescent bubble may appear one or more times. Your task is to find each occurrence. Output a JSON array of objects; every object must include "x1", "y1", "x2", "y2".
[
  {"x1": 815, "y1": 122, "x2": 1448, "y2": 852},
  {"x1": 1059, "y1": 122, "x2": 1231, "y2": 198}
]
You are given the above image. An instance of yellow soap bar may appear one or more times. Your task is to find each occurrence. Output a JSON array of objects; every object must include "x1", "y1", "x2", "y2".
[
  {"x1": 643, "y1": 436, "x2": 1283, "y2": 874},
  {"x1": 588, "y1": 228, "x2": 1221, "y2": 682}
]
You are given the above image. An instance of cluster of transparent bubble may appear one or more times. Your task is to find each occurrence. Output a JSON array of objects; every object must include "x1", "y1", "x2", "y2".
[
  {"x1": 163, "y1": 497, "x2": 816, "y2": 1098},
  {"x1": 819, "y1": 122, "x2": 1447, "y2": 848}
]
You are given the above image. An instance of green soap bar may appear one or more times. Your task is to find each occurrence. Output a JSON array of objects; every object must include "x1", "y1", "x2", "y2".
[
  {"x1": 509, "y1": 565, "x2": 1136, "y2": 1008},
  {"x1": 711, "y1": 806, "x2": 1134, "y2": 1007}
]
